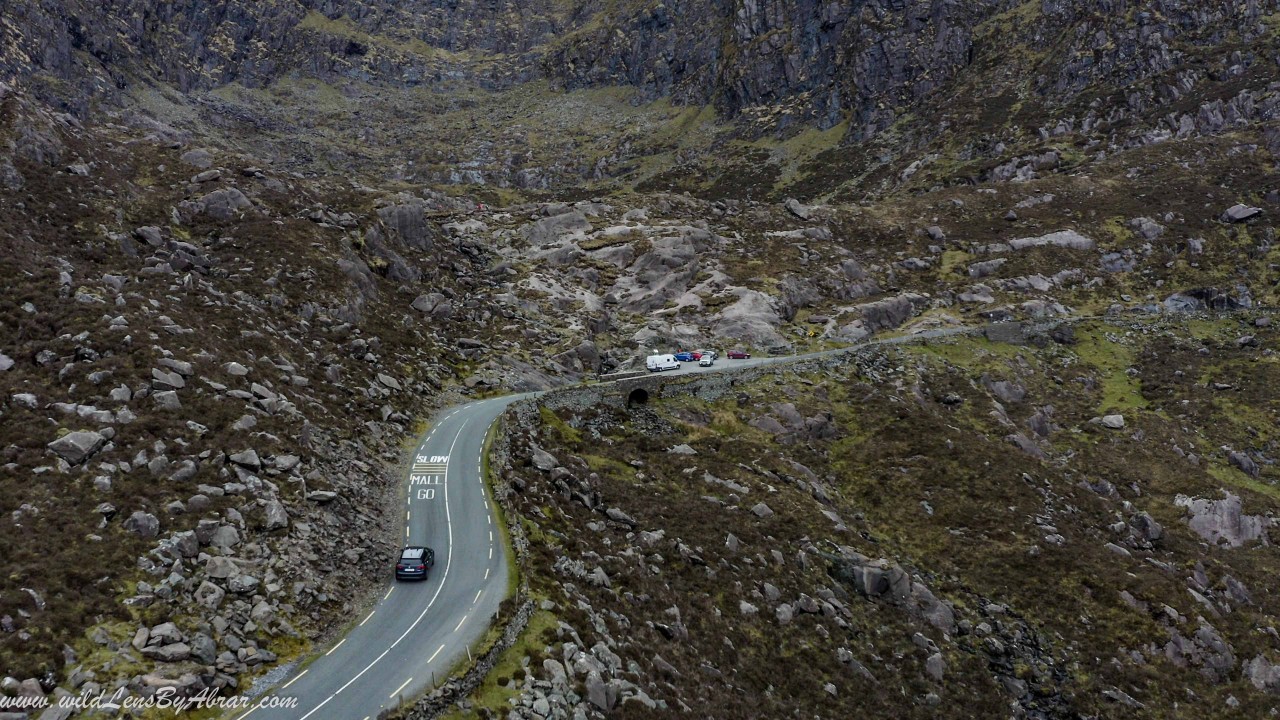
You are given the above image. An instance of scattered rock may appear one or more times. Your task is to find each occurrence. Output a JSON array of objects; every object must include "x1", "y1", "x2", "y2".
[
  {"x1": 1222, "y1": 204, "x2": 1262, "y2": 223},
  {"x1": 47, "y1": 430, "x2": 106, "y2": 465},
  {"x1": 1100, "y1": 414, "x2": 1125, "y2": 429}
]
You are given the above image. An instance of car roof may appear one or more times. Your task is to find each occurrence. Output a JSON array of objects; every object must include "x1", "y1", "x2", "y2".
[{"x1": 400, "y1": 546, "x2": 429, "y2": 558}]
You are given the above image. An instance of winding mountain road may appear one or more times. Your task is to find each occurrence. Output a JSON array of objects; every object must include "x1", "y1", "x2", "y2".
[
  {"x1": 245, "y1": 394, "x2": 531, "y2": 720},
  {"x1": 240, "y1": 326, "x2": 975, "y2": 720}
]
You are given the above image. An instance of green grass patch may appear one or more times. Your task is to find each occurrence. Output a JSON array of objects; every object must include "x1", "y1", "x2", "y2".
[
  {"x1": 438, "y1": 610, "x2": 560, "y2": 720},
  {"x1": 539, "y1": 406, "x2": 583, "y2": 445},
  {"x1": 938, "y1": 250, "x2": 972, "y2": 277},
  {"x1": 1072, "y1": 325, "x2": 1148, "y2": 412},
  {"x1": 1207, "y1": 464, "x2": 1280, "y2": 504}
]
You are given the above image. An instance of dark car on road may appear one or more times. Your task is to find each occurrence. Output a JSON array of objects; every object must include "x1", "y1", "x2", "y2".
[
  {"x1": 727, "y1": 350, "x2": 751, "y2": 359},
  {"x1": 395, "y1": 546, "x2": 435, "y2": 581},
  {"x1": 673, "y1": 351, "x2": 696, "y2": 362}
]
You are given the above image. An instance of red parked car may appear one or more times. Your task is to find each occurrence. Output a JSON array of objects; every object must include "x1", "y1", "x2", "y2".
[{"x1": 727, "y1": 350, "x2": 751, "y2": 359}]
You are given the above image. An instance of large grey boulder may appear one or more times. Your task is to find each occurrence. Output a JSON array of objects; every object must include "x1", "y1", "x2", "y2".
[
  {"x1": 153, "y1": 391, "x2": 182, "y2": 411},
  {"x1": 1222, "y1": 204, "x2": 1262, "y2": 223},
  {"x1": 1163, "y1": 287, "x2": 1249, "y2": 312},
  {"x1": 378, "y1": 199, "x2": 434, "y2": 251},
  {"x1": 1008, "y1": 230, "x2": 1095, "y2": 251},
  {"x1": 411, "y1": 293, "x2": 453, "y2": 319},
  {"x1": 194, "y1": 581, "x2": 225, "y2": 609},
  {"x1": 713, "y1": 289, "x2": 786, "y2": 346},
  {"x1": 149, "y1": 622, "x2": 183, "y2": 645},
  {"x1": 228, "y1": 575, "x2": 259, "y2": 594},
  {"x1": 180, "y1": 149, "x2": 213, "y2": 169},
  {"x1": 151, "y1": 368, "x2": 185, "y2": 390},
  {"x1": 123, "y1": 511, "x2": 160, "y2": 539},
  {"x1": 260, "y1": 500, "x2": 289, "y2": 531},
  {"x1": 1228, "y1": 450, "x2": 1260, "y2": 478},
  {"x1": 856, "y1": 294, "x2": 928, "y2": 331},
  {"x1": 1245, "y1": 655, "x2": 1280, "y2": 693},
  {"x1": 523, "y1": 210, "x2": 592, "y2": 246},
  {"x1": 1175, "y1": 492, "x2": 1270, "y2": 548},
  {"x1": 968, "y1": 259, "x2": 1007, "y2": 278},
  {"x1": 0, "y1": 353, "x2": 12, "y2": 371},
  {"x1": 784, "y1": 197, "x2": 811, "y2": 220},
  {"x1": 1128, "y1": 217, "x2": 1165, "y2": 240},
  {"x1": 47, "y1": 430, "x2": 106, "y2": 465},
  {"x1": 198, "y1": 188, "x2": 252, "y2": 221},
  {"x1": 530, "y1": 444, "x2": 559, "y2": 472},
  {"x1": 1100, "y1": 414, "x2": 1125, "y2": 429},
  {"x1": 190, "y1": 633, "x2": 217, "y2": 664},
  {"x1": 228, "y1": 449, "x2": 260, "y2": 469},
  {"x1": 142, "y1": 642, "x2": 191, "y2": 662},
  {"x1": 584, "y1": 670, "x2": 616, "y2": 712},
  {"x1": 205, "y1": 556, "x2": 238, "y2": 580}
]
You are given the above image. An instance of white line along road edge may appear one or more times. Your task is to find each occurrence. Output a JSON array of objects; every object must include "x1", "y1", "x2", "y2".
[{"x1": 288, "y1": 421, "x2": 468, "y2": 720}]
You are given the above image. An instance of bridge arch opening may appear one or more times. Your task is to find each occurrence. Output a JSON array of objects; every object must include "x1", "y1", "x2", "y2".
[{"x1": 627, "y1": 388, "x2": 649, "y2": 406}]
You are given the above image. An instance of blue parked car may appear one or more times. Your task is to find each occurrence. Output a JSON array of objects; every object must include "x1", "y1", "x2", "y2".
[{"x1": 673, "y1": 352, "x2": 695, "y2": 362}]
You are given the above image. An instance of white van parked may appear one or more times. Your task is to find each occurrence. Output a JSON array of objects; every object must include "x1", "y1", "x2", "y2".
[{"x1": 646, "y1": 354, "x2": 680, "y2": 372}]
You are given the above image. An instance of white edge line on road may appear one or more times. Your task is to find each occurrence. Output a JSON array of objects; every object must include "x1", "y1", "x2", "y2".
[
  {"x1": 359, "y1": 610, "x2": 375, "y2": 626},
  {"x1": 296, "y1": 420, "x2": 468, "y2": 720},
  {"x1": 282, "y1": 668, "x2": 308, "y2": 690},
  {"x1": 454, "y1": 614, "x2": 468, "y2": 632},
  {"x1": 325, "y1": 638, "x2": 346, "y2": 656},
  {"x1": 429, "y1": 643, "x2": 446, "y2": 663},
  {"x1": 389, "y1": 677, "x2": 413, "y2": 699}
]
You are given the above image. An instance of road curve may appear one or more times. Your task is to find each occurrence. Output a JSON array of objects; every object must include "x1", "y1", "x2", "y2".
[
  {"x1": 239, "y1": 326, "x2": 973, "y2": 720},
  {"x1": 243, "y1": 394, "x2": 531, "y2": 720},
  {"x1": 239, "y1": 312, "x2": 1264, "y2": 717}
]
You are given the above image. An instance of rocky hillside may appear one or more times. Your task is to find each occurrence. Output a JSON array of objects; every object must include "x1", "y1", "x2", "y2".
[
  {"x1": 8, "y1": 1, "x2": 1279, "y2": 196},
  {"x1": 0, "y1": 82, "x2": 572, "y2": 697},
  {"x1": 2, "y1": 0, "x2": 1280, "y2": 715},
  {"x1": 485, "y1": 315, "x2": 1280, "y2": 718}
]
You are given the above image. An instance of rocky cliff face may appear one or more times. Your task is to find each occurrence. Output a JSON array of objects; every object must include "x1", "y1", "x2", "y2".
[{"x1": 546, "y1": 0, "x2": 1019, "y2": 134}]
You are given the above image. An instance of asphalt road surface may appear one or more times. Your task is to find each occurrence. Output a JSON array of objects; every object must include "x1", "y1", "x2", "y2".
[
  {"x1": 239, "y1": 326, "x2": 972, "y2": 720},
  {"x1": 244, "y1": 393, "x2": 531, "y2": 720}
]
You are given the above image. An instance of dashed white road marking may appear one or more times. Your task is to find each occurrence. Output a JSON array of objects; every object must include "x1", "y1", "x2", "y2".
[
  {"x1": 384, "y1": 587, "x2": 394, "y2": 600},
  {"x1": 474, "y1": 589, "x2": 482, "y2": 604},
  {"x1": 359, "y1": 611, "x2": 376, "y2": 627},
  {"x1": 295, "y1": 421, "x2": 467, "y2": 720},
  {"x1": 454, "y1": 614, "x2": 468, "y2": 632},
  {"x1": 484, "y1": 567, "x2": 490, "y2": 580},
  {"x1": 489, "y1": 530, "x2": 493, "y2": 542},
  {"x1": 389, "y1": 677, "x2": 413, "y2": 698},
  {"x1": 282, "y1": 669, "x2": 308, "y2": 689},
  {"x1": 326, "y1": 638, "x2": 346, "y2": 656},
  {"x1": 488, "y1": 546, "x2": 493, "y2": 559},
  {"x1": 428, "y1": 644, "x2": 446, "y2": 663}
]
